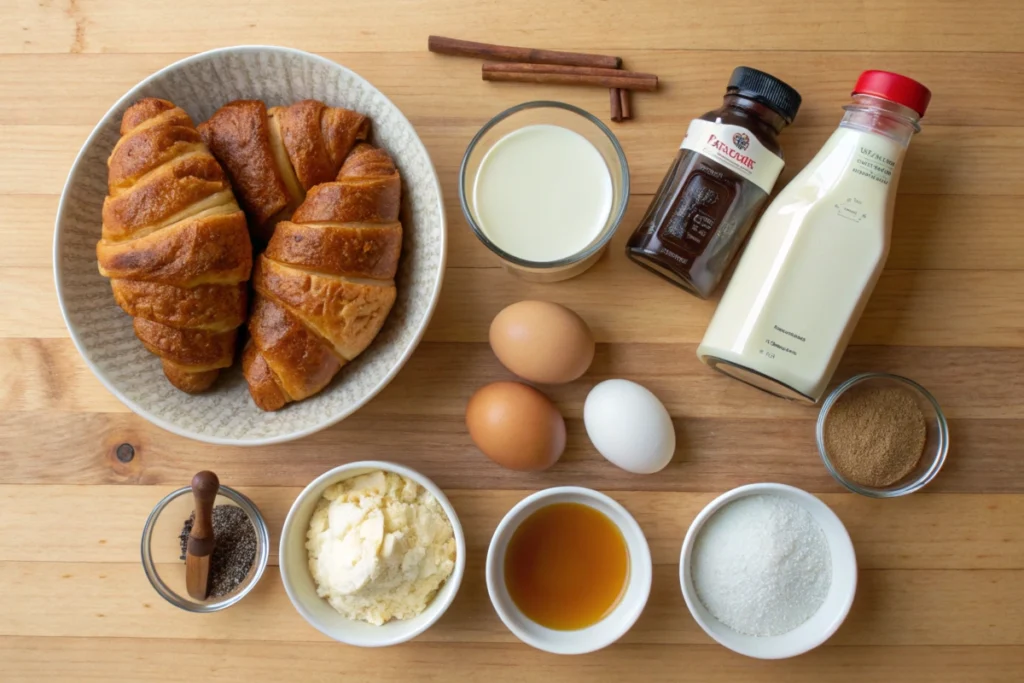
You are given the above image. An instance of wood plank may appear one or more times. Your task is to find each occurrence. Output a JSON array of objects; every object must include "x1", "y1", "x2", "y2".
[
  {"x1": 887, "y1": 195, "x2": 1024, "y2": 271},
  {"x1": 449, "y1": 193, "x2": 1024, "y2": 272},
  {"x1": 0, "y1": 125, "x2": 87, "y2": 195},
  {"x1": 11, "y1": 191, "x2": 1023, "y2": 272},
  {"x1": 3, "y1": 639, "x2": 1022, "y2": 683},
  {"x1": 0, "y1": 560, "x2": 1020, "y2": 646},
  {"x1": 0, "y1": 267, "x2": 66, "y2": 338},
  {"x1": 8, "y1": 123, "x2": 1024, "y2": 198},
  {"x1": 0, "y1": 338, "x2": 126, "y2": 413},
  {"x1": 3, "y1": 51, "x2": 1023, "y2": 128},
  {"x1": 0, "y1": 195, "x2": 57, "y2": 269},
  {"x1": 1, "y1": 339, "x2": 1022, "y2": 494},
  {"x1": 425, "y1": 124, "x2": 1024, "y2": 198},
  {"x1": 427, "y1": 266, "x2": 1024, "y2": 347},
  {"x1": 1, "y1": 0, "x2": 1021, "y2": 679},
  {"x1": 4, "y1": 0, "x2": 1021, "y2": 54},
  {"x1": 8, "y1": 340, "x2": 1022, "y2": 419},
  {"x1": 0, "y1": 410, "x2": 1020, "y2": 493},
  {"x1": 1, "y1": 486, "x2": 1021, "y2": 570},
  {"x1": 13, "y1": 260, "x2": 1024, "y2": 344}
]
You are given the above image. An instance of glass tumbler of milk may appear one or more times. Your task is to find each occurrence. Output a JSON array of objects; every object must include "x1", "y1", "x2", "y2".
[
  {"x1": 460, "y1": 101, "x2": 630, "y2": 282},
  {"x1": 697, "y1": 71, "x2": 931, "y2": 402}
]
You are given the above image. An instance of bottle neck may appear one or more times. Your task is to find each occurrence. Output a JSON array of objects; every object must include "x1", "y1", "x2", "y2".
[
  {"x1": 840, "y1": 94, "x2": 921, "y2": 147},
  {"x1": 721, "y1": 94, "x2": 789, "y2": 135}
]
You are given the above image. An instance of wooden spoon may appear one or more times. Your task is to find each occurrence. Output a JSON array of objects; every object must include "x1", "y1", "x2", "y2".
[{"x1": 185, "y1": 471, "x2": 219, "y2": 600}]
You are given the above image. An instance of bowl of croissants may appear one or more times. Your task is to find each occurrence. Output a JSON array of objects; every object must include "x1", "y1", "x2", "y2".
[{"x1": 54, "y1": 46, "x2": 446, "y2": 445}]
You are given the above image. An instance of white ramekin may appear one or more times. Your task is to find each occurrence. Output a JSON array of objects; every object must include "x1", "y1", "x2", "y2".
[
  {"x1": 279, "y1": 461, "x2": 465, "y2": 647},
  {"x1": 485, "y1": 486, "x2": 652, "y2": 654},
  {"x1": 680, "y1": 482, "x2": 857, "y2": 659}
]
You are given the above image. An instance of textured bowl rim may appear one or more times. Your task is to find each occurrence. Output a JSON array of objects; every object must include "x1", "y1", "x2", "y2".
[
  {"x1": 52, "y1": 45, "x2": 447, "y2": 446},
  {"x1": 678, "y1": 483, "x2": 858, "y2": 659},
  {"x1": 278, "y1": 460, "x2": 467, "y2": 646}
]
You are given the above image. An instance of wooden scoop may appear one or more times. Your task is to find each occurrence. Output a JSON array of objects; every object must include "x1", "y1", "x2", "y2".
[{"x1": 185, "y1": 471, "x2": 219, "y2": 600}]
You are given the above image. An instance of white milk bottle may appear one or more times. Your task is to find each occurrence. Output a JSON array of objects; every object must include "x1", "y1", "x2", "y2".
[{"x1": 697, "y1": 71, "x2": 931, "y2": 402}]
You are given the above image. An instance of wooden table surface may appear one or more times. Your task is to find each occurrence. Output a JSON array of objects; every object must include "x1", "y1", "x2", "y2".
[{"x1": 3, "y1": 1, "x2": 1024, "y2": 680}]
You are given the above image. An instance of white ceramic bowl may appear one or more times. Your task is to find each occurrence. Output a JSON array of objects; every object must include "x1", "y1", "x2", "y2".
[
  {"x1": 279, "y1": 461, "x2": 465, "y2": 647},
  {"x1": 53, "y1": 46, "x2": 446, "y2": 445},
  {"x1": 486, "y1": 487, "x2": 652, "y2": 655},
  {"x1": 679, "y1": 483, "x2": 857, "y2": 659}
]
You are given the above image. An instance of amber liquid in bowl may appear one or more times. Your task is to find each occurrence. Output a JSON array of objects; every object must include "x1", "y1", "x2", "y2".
[{"x1": 504, "y1": 502, "x2": 629, "y2": 630}]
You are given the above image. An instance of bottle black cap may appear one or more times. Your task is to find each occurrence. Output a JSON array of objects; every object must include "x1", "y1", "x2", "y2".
[{"x1": 727, "y1": 67, "x2": 802, "y2": 123}]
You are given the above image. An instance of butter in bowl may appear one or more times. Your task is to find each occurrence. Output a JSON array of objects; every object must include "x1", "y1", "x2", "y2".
[{"x1": 279, "y1": 462, "x2": 466, "y2": 646}]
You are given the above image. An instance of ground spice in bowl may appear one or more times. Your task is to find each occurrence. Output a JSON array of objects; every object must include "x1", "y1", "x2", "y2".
[
  {"x1": 822, "y1": 384, "x2": 927, "y2": 487},
  {"x1": 179, "y1": 505, "x2": 257, "y2": 598}
]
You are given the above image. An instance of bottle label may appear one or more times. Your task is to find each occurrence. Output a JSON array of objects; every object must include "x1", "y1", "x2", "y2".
[{"x1": 680, "y1": 119, "x2": 785, "y2": 194}]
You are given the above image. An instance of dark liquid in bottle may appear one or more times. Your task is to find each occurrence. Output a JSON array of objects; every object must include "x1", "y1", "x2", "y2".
[
  {"x1": 629, "y1": 153, "x2": 768, "y2": 298},
  {"x1": 626, "y1": 70, "x2": 800, "y2": 299}
]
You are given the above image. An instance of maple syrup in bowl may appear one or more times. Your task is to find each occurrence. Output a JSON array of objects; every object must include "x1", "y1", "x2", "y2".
[{"x1": 486, "y1": 487, "x2": 652, "y2": 654}]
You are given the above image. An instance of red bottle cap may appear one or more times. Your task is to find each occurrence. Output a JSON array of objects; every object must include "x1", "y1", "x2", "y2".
[{"x1": 852, "y1": 70, "x2": 931, "y2": 117}]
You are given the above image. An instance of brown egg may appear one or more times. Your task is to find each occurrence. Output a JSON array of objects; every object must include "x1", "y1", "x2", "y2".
[
  {"x1": 489, "y1": 301, "x2": 595, "y2": 384},
  {"x1": 466, "y1": 381, "x2": 566, "y2": 471}
]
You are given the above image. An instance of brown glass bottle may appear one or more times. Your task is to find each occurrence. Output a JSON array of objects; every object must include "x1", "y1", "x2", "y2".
[{"x1": 626, "y1": 67, "x2": 801, "y2": 298}]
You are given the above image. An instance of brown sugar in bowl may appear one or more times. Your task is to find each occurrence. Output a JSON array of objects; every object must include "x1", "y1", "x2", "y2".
[{"x1": 816, "y1": 373, "x2": 949, "y2": 498}]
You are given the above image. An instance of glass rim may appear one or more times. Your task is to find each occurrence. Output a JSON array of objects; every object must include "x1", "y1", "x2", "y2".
[
  {"x1": 458, "y1": 100, "x2": 630, "y2": 270},
  {"x1": 140, "y1": 484, "x2": 271, "y2": 612},
  {"x1": 815, "y1": 372, "x2": 949, "y2": 498}
]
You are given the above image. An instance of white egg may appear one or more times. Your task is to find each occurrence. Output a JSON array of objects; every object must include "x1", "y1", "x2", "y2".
[{"x1": 583, "y1": 379, "x2": 675, "y2": 474}]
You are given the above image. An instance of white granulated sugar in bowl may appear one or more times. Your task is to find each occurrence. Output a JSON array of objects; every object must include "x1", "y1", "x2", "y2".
[{"x1": 690, "y1": 493, "x2": 832, "y2": 637}]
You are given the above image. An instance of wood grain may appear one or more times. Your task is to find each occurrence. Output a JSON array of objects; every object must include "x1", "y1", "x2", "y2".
[
  {"x1": 4, "y1": 0, "x2": 1022, "y2": 53},
  {"x1": 2, "y1": 487, "x2": 1022, "y2": 569},
  {"x1": 8, "y1": 192, "x2": 1024, "y2": 271},
  {"x1": 2, "y1": 52, "x2": 1023, "y2": 128},
  {"x1": 1, "y1": 560, "x2": 1022, "y2": 646},
  {"x1": 6, "y1": 339, "x2": 1024, "y2": 419},
  {"x1": 4, "y1": 0, "x2": 1024, "y2": 680},
  {"x1": 5, "y1": 123, "x2": 1024, "y2": 198},
  {"x1": 2, "y1": 639, "x2": 1021, "y2": 683},
  {"x1": 2, "y1": 411, "x2": 1022, "y2": 493},
  {"x1": 5, "y1": 259, "x2": 1024, "y2": 344}
]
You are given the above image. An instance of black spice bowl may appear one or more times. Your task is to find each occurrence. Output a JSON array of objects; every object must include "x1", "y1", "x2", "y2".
[{"x1": 141, "y1": 485, "x2": 269, "y2": 612}]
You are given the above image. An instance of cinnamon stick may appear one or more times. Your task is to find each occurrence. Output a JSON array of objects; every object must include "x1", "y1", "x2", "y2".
[
  {"x1": 619, "y1": 88, "x2": 632, "y2": 120},
  {"x1": 610, "y1": 89, "x2": 624, "y2": 122},
  {"x1": 428, "y1": 35, "x2": 621, "y2": 69},
  {"x1": 482, "y1": 62, "x2": 658, "y2": 91}
]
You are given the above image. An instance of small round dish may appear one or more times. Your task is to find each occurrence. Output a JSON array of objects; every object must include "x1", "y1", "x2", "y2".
[
  {"x1": 459, "y1": 101, "x2": 629, "y2": 282},
  {"x1": 680, "y1": 483, "x2": 857, "y2": 659},
  {"x1": 486, "y1": 486, "x2": 652, "y2": 655},
  {"x1": 141, "y1": 485, "x2": 270, "y2": 613},
  {"x1": 279, "y1": 461, "x2": 465, "y2": 647},
  {"x1": 817, "y1": 372, "x2": 949, "y2": 497}
]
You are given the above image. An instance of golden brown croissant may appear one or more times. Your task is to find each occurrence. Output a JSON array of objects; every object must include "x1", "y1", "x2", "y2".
[
  {"x1": 198, "y1": 99, "x2": 370, "y2": 243},
  {"x1": 242, "y1": 143, "x2": 402, "y2": 411},
  {"x1": 96, "y1": 97, "x2": 252, "y2": 393}
]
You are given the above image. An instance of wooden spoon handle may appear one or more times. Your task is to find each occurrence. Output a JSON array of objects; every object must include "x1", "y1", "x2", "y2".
[{"x1": 188, "y1": 471, "x2": 219, "y2": 557}]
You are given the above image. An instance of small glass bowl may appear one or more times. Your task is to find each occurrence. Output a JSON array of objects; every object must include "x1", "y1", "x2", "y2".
[
  {"x1": 816, "y1": 373, "x2": 949, "y2": 498},
  {"x1": 459, "y1": 101, "x2": 630, "y2": 282},
  {"x1": 141, "y1": 485, "x2": 270, "y2": 612}
]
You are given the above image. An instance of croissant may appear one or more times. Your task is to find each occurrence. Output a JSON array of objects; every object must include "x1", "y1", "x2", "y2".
[
  {"x1": 96, "y1": 98, "x2": 252, "y2": 393},
  {"x1": 242, "y1": 143, "x2": 402, "y2": 411},
  {"x1": 198, "y1": 99, "x2": 369, "y2": 243}
]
